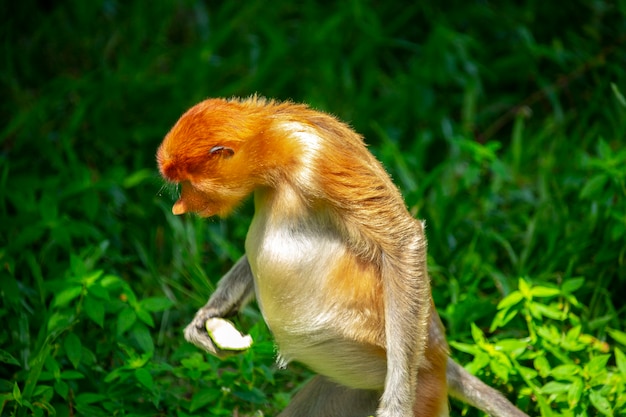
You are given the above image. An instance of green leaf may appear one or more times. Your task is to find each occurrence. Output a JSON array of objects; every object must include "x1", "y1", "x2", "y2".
[
  {"x1": 136, "y1": 307, "x2": 155, "y2": 327},
  {"x1": 561, "y1": 277, "x2": 585, "y2": 294},
  {"x1": 13, "y1": 382, "x2": 22, "y2": 405},
  {"x1": 580, "y1": 174, "x2": 608, "y2": 199},
  {"x1": 536, "y1": 393, "x2": 554, "y2": 417},
  {"x1": 134, "y1": 368, "x2": 154, "y2": 390},
  {"x1": 100, "y1": 274, "x2": 124, "y2": 289},
  {"x1": 51, "y1": 285, "x2": 83, "y2": 308},
  {"x1": 550, "y1": 364, "x2": 580, "y2": 380},
  {"x1": 180, "y1": 352, "x2": 212, "y2": 372},
  {"x1": 33, "y1": 384, "x2": 53, "y2": 398},
  {"x1": 45, "y1": 355, "x2": 61, "y2": 380},
  {"x1": 489, "y1": 359, "x2": 510, "y2": 383},
  {"x1": 566, "y1": 325, "x2": 582, "y2": 340},
  {"x1": 233, "y1": 386, "x2": 267, "y2": 404},
  {"x1": 123, "y1": 169, "x2": 154, "y2": 188},
  {"x1": 60, "y1": 370, "x2": 84, "y2": 380},
  {"x1": 518, "y1": 279, "x2": 531, "y2": 298},
  {"x1": 596, "y1": 138, "x2": 613, "y2": 161},
  {"x1": 54, "y1": 380, "x2": 69, "y2": 400},
  {"x1": 130, "y1": 351, "x2": 153, "y2": 369},
  {"x1": 64, "y1": 332, "x2": 82, "y2": 369},
  {"x1": 611, "y1": 82, "x2": 626, "y2": 108},
  {"x1": 104, "y1": 367, "x2": 124, "y2": 383},
  {"x1": 585, "y1": 355, "x2": 611, "y2": 375},
  {"x1": 470, "y1": 323, "x2": 488, "y2": 346},
  {"x1": 0, "y1": 349, "x2": 20, "y2": 366},
  {"x1": 466, "y1": 352, "x2": 491, "y2": 374},
  {"x1": 536, "y1": 325, "x2": 560, "y2": 343},
  {"x1": 530, "y1": 286, "x2": 560, "y2": 298},
  {"x1": 47, "y1": 311, "x2": 74, "y2": 333},
  {"x1": 84, "y1": 296, "x2": 105, "y2": 327},
  {"x1": 132, "y1": 324, "x2": 154, "y2": 353},
  {"x1": 528, "y1": 303, "x2": 542, "y2": 320},
  {"x1": 117, "y1": 307, "x2": 137, "y2": 335},
  {"x1": 490, "y1": 307, "x2": 518, "y2": 332},
  {"x1": 22, "y1": 333, "x2": 54, "y2": 400},
  {"x1": 541, "y1": 381, "x2": 570, "y2": 395},
  {"x1": 531, "y1": 302, "x2": 564, "y2": 320},
  {"x1": 615, "y1": 348, "x2": 626, "y2": 377},
  {"x1": 81, "y1": 270, "x2": 104, "y2": 286},
  {"x1": 534, "y1": 355, "x2": 551, "y2": 378},
  {"x1": 517, "y1": 365, "x2": 538, "y2": 380},
  {"x1": 607, "y1": 328, "x2": 626, "y2": 346},
  {"x1": 75, "y1": 393, "x2": 107, "y2": 405},
  {"x1": 140, "y1": 297, "x2": 174, "y2": 312},
  {"x1": 449, "y1": 341, "x2": 481, "y2": 355},
  {"x1": 589, "y1": 390, "x2": 613, "y2": 416},
  {"x1": 496, "y1": 291, "x2": 524, "y2": 309},
  {"x1": 74, "y1": 403, "x2": 105, "y2": 417},
  {"x1": 87, "y1": 282, "x2": 110, "y2": 301},
  {"x1": 190, "y1": 388, "x2": 221, "y2": 412},
  {"x1": 568, "y1": 377, "x2": 583, "y2": 409},
  {"x1": 493, "y1": 338, "x2": 528, "y2": 354}
]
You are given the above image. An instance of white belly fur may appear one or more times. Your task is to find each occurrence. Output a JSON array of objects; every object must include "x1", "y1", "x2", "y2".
[{"x1": 245, "y1": 205, "x2": 387, "y2": 390}]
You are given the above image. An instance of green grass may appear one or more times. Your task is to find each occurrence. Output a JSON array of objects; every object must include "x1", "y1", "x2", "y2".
[{"x1": 1, "y1": 1, "x2": 626, "y2": 416}]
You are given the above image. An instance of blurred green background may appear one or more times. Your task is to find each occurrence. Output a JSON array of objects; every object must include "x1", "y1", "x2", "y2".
[{"x1": 2, "y1": 1, "x2": 626, "y2": 416}]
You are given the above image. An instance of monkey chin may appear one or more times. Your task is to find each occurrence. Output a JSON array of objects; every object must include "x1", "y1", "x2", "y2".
[{"x1": 198, "y1": 206, "x2": 232, "y2": 218}]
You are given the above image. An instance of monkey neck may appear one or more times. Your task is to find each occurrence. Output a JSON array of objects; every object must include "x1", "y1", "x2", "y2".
[{"x1": 252, "y1": 185, "x2": 328, "y2": 226}]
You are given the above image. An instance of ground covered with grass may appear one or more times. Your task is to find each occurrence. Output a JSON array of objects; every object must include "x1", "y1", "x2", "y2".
[{"x1": 2, "y1": 1, "x2": 626, "y2": 416}]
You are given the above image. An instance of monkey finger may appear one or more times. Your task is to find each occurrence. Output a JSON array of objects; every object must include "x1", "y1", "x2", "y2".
[{"x1": 190, "y1": 310, "x2": 216, "y2": 330}]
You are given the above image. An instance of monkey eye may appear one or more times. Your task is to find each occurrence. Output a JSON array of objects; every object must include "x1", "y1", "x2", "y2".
[{"x1": 209, "y1": 145, "x2": 235, "y2": 159}]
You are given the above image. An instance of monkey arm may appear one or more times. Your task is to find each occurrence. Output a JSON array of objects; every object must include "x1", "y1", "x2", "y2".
[
  {"x1": 377, "y1": 220, "x2": 432, "y2": 417},
  {"x1": 183, "y1": 255, "x2": 255, "y2": 358},
  {"x1": 197, "y1": 255, "x2": 255, "y2": 318}
]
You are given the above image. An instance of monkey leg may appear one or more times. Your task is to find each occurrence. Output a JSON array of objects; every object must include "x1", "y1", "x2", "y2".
[
  {"x1": 278, "y1": 375, "x2": 379, "y2": 417},
  {"x1": 412, "y1": 310, "x2": 450, "y2": 417},
  {"x1": 412, "y1": 358, "x2": 449, "y2": 417}
]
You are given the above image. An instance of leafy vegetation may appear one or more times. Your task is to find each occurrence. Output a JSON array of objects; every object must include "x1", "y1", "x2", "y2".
[{"x1": 1, "y1": 0, "x2": 625, "y2": 416}]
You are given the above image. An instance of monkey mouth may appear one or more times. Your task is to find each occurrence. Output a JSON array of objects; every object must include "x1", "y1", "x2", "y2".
[{"x1": 197, "y1": 206, "x2": 219, "y2": 218}]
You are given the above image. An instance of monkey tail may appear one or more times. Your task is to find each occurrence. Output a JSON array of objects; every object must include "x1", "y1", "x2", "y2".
[{"x1": 446, "y1": 358, "x2": 530, "y2": 417}]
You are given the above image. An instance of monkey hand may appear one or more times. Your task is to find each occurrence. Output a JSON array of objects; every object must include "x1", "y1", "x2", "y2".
[{"x1": 184, "y1": 309, "x2": 251, "y2": 359}]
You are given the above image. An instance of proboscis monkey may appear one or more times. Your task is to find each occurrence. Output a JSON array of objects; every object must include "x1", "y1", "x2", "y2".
[{"x1": 157, "y1": 97, "x2": 529, "y2": 417}]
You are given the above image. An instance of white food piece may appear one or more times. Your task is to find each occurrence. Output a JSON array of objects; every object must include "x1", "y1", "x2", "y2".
[{"x1": 205, "y1": 318, "x2": 253, "y2": 351}]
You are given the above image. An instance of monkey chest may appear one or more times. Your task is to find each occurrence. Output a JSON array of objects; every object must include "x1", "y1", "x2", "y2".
[{"x1": 245, "y1": 220, "x2": 344, "y2": 324}]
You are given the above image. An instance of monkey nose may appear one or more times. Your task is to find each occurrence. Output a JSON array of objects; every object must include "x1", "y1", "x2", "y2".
[{"x1": 172, "y1": 199, "x2": 187, "y2": 215}]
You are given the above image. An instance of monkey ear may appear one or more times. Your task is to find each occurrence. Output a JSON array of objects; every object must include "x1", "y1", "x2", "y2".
[{"x1": 209, "y1": 145, "x2": 235, "y2": 159}]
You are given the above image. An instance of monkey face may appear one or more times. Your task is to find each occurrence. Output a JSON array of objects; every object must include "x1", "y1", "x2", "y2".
[{"x1": 157, "y1": 143, "x2": 258, "y2": 217}]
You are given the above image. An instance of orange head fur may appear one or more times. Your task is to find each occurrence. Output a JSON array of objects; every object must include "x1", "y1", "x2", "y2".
[{"x1": 157, "y1": 97, "x2": 301, "y2": 217}]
